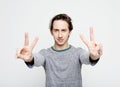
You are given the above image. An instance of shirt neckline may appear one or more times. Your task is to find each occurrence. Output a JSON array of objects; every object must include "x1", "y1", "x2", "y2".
[{"x1": 51, "y1": 45, "x2": 72, "y2": 52}]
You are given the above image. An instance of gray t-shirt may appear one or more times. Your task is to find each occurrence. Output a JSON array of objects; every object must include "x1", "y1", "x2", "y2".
[{"x1": 26, "y1": 45, "x2": 99, "y2": 87}]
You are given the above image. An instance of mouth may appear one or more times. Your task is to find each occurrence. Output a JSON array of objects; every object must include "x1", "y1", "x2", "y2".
[{"x1": 57, "y1": 38, "x2": 64, "y2": 43}]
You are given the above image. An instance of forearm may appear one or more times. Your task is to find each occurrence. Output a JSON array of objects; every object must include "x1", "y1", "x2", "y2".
[{"x1": 25, "y1": 52, "x2": 45, "y2": 68}]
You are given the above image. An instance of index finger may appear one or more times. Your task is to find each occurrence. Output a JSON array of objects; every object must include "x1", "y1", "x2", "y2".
[
  {"x1": 90, "y1": 27, "x2": 94, "y2": 41},
  {"x1": 24, "y1": 32, "x2": 29, "y2": 46},
  {"x1": 80, "y1": 33, "x2": 89, "y2": 46},
  {"x1": 30, "y1": 36, "x2": 39, "y2": 50}
]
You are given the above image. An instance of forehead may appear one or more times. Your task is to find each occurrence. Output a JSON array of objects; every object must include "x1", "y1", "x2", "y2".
[{"x1": 53, "y1": 20, "x2": 68, "y2": 29}]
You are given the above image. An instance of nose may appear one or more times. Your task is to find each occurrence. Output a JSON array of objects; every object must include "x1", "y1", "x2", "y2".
[{"x1": 58, "y1": 32, "x2": 62, "y2": 37}]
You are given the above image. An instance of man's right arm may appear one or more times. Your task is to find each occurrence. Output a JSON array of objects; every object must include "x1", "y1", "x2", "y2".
[
  {"x1": 25, "y1": 52, "x2": 45, "y2": 68},
  {"x1": 16, "y1": 32, "x2": 39, "y2": 65}
]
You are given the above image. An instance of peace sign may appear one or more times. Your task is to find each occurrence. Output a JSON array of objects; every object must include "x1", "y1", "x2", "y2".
[
  {"x1": 16, "y1": 32, "x2": 39, "y2": 62},
  {"x1": 80, "y1": 27, "x2": 103, "y2": 60}
]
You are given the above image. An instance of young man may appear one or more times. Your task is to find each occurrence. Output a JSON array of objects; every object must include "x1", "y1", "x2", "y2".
[{"x1": 16, "y1": 14, "x2": 103, "y2": 87}]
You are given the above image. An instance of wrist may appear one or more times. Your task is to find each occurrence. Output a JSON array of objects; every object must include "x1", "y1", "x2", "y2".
[
  {"x1": 25, "y1": 57, "x2": 34, "y2": 66},
  {"x1": 90, "y1": 54, "x2": 99, "y2": 60},
  {"x1": 28, "y1": 54, "x2": 33, "y2": 62}
]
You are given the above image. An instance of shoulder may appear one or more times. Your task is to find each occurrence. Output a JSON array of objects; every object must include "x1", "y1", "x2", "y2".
[
  {"x1": 38, "y1": 47, "x2": 53, "y2": 55},
  {"x1": 71, "y1": 46, "x2": 88, "y2": 56},
  {"x1": 71, "y1": 45, "x2": 86, "y2": 52}
]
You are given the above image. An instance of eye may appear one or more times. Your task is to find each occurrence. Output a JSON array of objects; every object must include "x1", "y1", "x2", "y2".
[
  {"x1": 53, "y1": 29, "x2": 59, "y2": 32},
  {"x1": 62, "y1": 29, "x2": 67, "y2": 32}
]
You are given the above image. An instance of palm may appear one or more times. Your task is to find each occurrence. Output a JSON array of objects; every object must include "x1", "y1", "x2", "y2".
[
  {"x1": 16, "y1": 32, "x2": 38, "y2": 62},
  {"x1": 80, "y1": 27, "x2": 103, "y2": 60}
]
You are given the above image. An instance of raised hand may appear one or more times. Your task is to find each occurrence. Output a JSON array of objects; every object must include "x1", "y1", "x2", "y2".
[
  {"x1": 16, "y1": 32, "x2": 39, "y2": 62},
  {"x1": 80, "y1": 27, "x2": 103, "y2": 60}
]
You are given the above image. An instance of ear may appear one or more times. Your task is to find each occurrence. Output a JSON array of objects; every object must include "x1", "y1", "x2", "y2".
[{"x1": 68, "y1": 30, "x2": 72, "y2": 37}]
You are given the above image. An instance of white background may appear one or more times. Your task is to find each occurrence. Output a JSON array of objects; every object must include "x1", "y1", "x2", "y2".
[{"x1": 0, "y1": 0, "x2": 120, "y2": 87}]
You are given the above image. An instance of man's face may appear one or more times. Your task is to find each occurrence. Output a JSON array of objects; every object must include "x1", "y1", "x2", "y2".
[{"x1": 51, "y1": 20, "x2": 71, "y2": 46}]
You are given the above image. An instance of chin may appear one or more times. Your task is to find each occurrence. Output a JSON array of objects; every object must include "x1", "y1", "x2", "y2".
[
  {"x1": 57, "y1": 43, "x2": 64, "y2": 46},
  {"x1": 56, "y1": 42, "x2": 65, "y2": 46},
  {"x1": 55, "y1": 40, "x2": 67, "y2": 46}
]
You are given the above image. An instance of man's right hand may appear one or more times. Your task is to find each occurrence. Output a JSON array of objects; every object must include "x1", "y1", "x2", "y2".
[{"x1": 16, "y1": 32, "x2": 39, "y2": 62}]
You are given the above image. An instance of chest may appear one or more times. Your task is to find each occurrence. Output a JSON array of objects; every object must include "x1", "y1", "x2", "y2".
[{"x1": 44, "y1": 52, "x2": 80, "y2": 71}]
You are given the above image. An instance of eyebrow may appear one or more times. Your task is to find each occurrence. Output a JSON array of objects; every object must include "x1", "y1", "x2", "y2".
[{"x1": 53, "y1": 28, "x2": 67, "y2": 30}]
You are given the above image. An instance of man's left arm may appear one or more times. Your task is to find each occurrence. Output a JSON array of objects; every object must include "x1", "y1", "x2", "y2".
[{"x1": 80, "y1": 27, "x2": 103, "y2": 62}]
